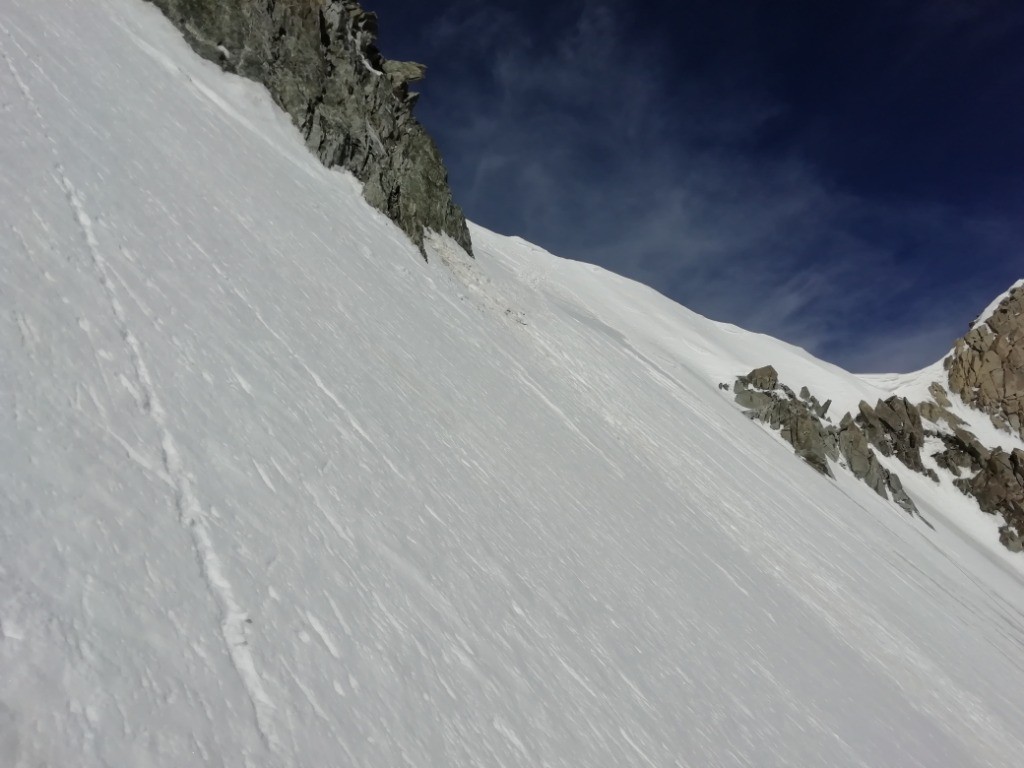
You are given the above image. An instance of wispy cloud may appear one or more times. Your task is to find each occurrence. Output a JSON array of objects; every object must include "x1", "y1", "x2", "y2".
[{"x1": 410, "y1": 0, "x2": 1022, "y2": 373}]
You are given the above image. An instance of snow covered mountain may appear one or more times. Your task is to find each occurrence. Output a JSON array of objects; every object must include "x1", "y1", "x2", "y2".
[{"x1": 2, "y1": 1, "x2": 1024, "y2": 766}]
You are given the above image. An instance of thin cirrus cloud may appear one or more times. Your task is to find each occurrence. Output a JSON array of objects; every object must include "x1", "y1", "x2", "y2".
[{"x1": 386, "y1": 0, "x2": 1022, "y2": 373}]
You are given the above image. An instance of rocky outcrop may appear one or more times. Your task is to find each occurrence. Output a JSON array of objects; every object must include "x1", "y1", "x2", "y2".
[
  {"x1": 954, "y1": 449, "x2": 1024, "y2": 552},
  {"x1": 946, "y1": 285, "x2": 1024, "y2": 439},
  {"x1": 930, "y1": 429, "x2": 987, "y2": 478},
  {"x1": 730, "y1": 357, "x2": 1024, "y2": 551},
  {"x1": 727, "y1": 284, "x2": 1024, "y2": 553},
  {"x1": 854, "y1": 397, "x2": 936, "y2": 479},
  {"x1": 734, "y1": 367, "x2": 919, "y2": 514},
  {"x1": 146, "y1": 0, "x2": 472, "y2": 256},
  {"x1": 837, "y1": 415, "x2": 888, "y2": 496}
]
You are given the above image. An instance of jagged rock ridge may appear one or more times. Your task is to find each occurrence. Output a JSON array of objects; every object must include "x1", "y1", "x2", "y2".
[
  {"x1": 730, "y1": 282, "x2": 1024, "y2": 553},
  {"x1": 734, "y1": 367, "x2": 921, "y2": 517},
  {"x1": 146, "y1": 0, "x2": 472, "y2": 256}
]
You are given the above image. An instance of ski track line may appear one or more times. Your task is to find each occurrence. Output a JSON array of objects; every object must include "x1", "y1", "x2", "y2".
[
  {"x1": 58, "y1": 154, "x2": 281, "y2": 756},
  {"x1": 2, "y1": 19, "x2": 280, "y2": 755}
]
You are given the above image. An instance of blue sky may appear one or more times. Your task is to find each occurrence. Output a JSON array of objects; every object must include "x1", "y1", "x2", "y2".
[{"x1": 372, "y1": 0, "x2": 1023, "y2": 372}]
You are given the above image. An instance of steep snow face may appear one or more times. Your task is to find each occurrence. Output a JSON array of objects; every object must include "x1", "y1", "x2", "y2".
[{"x1": 3, "y1": 2, "x2": 1024, "y2": 767}]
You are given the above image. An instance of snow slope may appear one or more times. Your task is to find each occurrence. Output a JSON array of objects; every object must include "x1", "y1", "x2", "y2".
[{"x1": 3, "y1": 1, "x2": 1024, "y2": 766}]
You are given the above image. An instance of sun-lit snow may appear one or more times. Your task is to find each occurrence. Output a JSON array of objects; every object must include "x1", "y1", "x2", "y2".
[{"x1": 3, "y1": 1, "x2": 1024, "y2": 767}]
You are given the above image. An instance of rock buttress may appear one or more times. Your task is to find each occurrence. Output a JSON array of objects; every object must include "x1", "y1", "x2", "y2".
[{"x1": 147, "y1": 0, "x2": 473, "y2": 257}]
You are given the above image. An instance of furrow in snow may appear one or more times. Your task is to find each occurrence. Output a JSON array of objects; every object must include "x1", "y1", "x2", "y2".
[{"x1": 57, "y1": 171, "x2": 281, "y2": 756}]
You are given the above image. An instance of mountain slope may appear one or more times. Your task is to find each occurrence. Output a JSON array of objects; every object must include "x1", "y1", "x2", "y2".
[{"x1": 2, "y1": 1, "x2": 1024, "y2": 766}]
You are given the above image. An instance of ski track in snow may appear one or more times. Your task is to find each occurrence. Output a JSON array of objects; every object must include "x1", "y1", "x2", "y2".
[
  {"x1": 59, "y1": 172, "x2": 281, "y2": 756},
  {"x1": 1, "y1": 27, "x2": 280, "y2": 753}
]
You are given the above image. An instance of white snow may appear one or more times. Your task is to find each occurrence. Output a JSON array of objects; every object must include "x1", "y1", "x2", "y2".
[{"x1": 3, "y1": 1, "x2": 1024, "y2": 767}]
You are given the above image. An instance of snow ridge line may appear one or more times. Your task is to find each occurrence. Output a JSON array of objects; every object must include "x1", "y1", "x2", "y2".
[{"x1": 56, "y1": 173, "x2": 281, "y2": 755}]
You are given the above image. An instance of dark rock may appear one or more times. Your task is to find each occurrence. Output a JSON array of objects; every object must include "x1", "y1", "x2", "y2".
[
  {"x1": 952, "y1": 428, "x2": 990, "y2": 464},
  {"x1": 732, "y1": 370, "x2": 941, "y2": 525},
  {"x1": 731, "y1": 297, "x2": 1024, "y2": 552},
  {"x1": 857, "y1": 401, "x2": 889, "y2": 456},
  {"x1": 885, "y1": 472, "x2": 917, "y2": 514},
  {"x1": 780, "y1": 408, "x2": 837, "y2": 477},
  {"x1": 735, "y1": 378, "x2": 837, "y2": 477},
  {"x1": 838, "y1": 417, "x2": 889, "y2": 498},
  {"x1": 960, "y1": 449, "x2": 1024, "y2": 512},
  {"x1": 931, "y1": 429, "x2": 984, "y2": 477},
  {"x1": 146, "y1": 0, "x2": 472, "y2": 256},
  {"x1": 855, "y1": 397, "x2": 926, "y2": 474},
  {"x1": 746, "y1": 366, "x2": 779, "y2": 391},
  {"x1": 954, "y1": 447, "x2": 1024, "y2": 545}
]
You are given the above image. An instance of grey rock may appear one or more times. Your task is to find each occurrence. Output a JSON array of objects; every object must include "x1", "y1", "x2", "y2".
[
  {"x1": 746, "y1": 365, "x2": 779, "y2": 391},
  {"x1": 837, "y1": 417, "x2": 888, "y2": 497},
  {"x1": 146, "y1": 0, "x2": 472, "y2": 257},
  {"x1": 1001, "y1": 525, "x2": 1024, "y2": 553},
  {"x1": 856, "y1": 401, "x2": 890, "y2": 456},
  {"x1": 732, "y1": 308, "x2": 1024, "y2": 551},
  {"x1": 736, "y1": 390, "x2": 775, "y2": 411},
  {"x1": 730, "y1": 369, "x2": 944, "y2": 525},
  {"x1": 918, "y1": 400, "x2": 965, "y2": 429},
  {"x1": 946, "y1": 285, "x2": 1024, "y2": 440},
  {"x1": 928, "y1": 382, "x2": 953, "y2": 408},
  {"x1": 855, "y1": 397, "x2": 927, "y2": 474},
  {"x1": 382, "y1": 59, "x2": 426, "y2": 86},
  {"x1": 952, "y1": 428, "x2": 990, "y2": 464},
  {"x1": 781, "y1": 408, "x2": 837, "y2": 477},
  {"x1": 955, "y1": 449, "x2": 1024, "y2": 540},
  {"x1": 931, "y1": 429, "x2": 984, "y2": 478},
  {"x1": 735, "y1": 377, "x2": 835, "y2": 477},
  {"x1": 885, "y1": 472, "x2": 918, "y2": 514}
]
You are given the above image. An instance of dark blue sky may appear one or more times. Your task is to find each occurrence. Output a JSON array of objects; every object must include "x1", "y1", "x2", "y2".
[{"x1": 372, "y1": 0, "x2": 1023, "y2": 372}]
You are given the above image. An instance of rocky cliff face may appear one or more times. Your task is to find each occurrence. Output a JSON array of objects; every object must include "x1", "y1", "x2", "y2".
[
  {"x1": 946, "y1": 284, "x2": 1024, "y2": 439},
  {"x1": 730, "y1": 282, "x2": 1024, "y2": 553},
  {"x1": 147, "y1": 0, "x2": 472, "y2": 257}
]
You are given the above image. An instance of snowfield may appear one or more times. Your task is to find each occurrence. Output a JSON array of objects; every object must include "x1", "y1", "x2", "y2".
[{"x1": 2, "y1": 1, "x2": 1024, "y2": 766}]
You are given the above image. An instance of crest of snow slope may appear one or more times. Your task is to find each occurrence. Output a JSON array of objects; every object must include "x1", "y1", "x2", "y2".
[{"x1": 2, "y1": 1, "x2": 1024, "y2": 766}]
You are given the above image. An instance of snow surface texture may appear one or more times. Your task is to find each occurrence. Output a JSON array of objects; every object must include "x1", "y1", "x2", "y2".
[{"x1": 2, "y1": 1, "x2": 1024, "y2": 766}]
